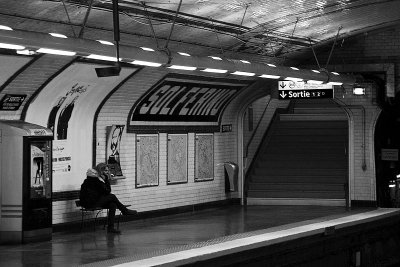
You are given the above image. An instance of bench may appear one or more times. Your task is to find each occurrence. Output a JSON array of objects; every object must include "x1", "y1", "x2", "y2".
[
  {"x1": 75, "y1": 200, "x2": 131, "y2": 231},
  {"x1": 75, "y1": 200, "x2": 107, "y2": 231}
]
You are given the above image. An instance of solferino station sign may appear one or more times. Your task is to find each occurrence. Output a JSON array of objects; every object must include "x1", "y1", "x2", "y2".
[{"x1": 278, "y1": 81, "x2": 334, "y2": 100}]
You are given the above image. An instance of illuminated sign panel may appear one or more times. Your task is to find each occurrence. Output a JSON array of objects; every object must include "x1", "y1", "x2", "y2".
[
  {"x1": 278, "y1": 81, "x2": 334, "y2": 100},
  {"x1": 129, "y1": 74, "x2": 250, "y2": 132},
  {"x1": 0, "y1": 94, "x2": 26, "y2": 110}
]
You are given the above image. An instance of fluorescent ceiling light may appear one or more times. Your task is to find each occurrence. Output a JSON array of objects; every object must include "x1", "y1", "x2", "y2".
[
  {"x1": 36, "y1": 48, "x2": 76, "y2": 56},
  {"x1": 202, "y1": 68, "x2": 227, "y2": 73},
  {"x1": 140, "y1": 47, "x2": 155, "y2": 51},
  {"x1": 285, "y1": 77, "x2": 303, "y2": 82},
  {"x1": 178, "y1": 52, "x2": 191, "y2": 56},
  {"x1": 328, "y1": 82, "x2": 343, "y2": 86},
  {"x1": 307, "y1": 80, "x2": 324, "y2": 84},
  {"x1": 290, "y1": 67, "x2": 299, "y2": 70},
  {"x1": 331, "y1": 72, "x2": 340, "y2": 75},
  {"x1": 312, "y1": 70, "x2": 320, "y2": 73},
  {"x1": 0, "y1": 43, "x2": 25, "y2": 50},
  {"x1": 259, "y1": 74, "x2": 280, "y2": 79},
  {"x1": 17, "y1": 49, "x2": 35, "y2": 55},
  {"x1": 131, "y1": 60, "x2": 162, "y2": 67},
  {"x1": 49, "y1": 33, "x2": 67, "y2": 38},
  {"x1": 0, "y1": 25, "x2": 13, "y2": 31},
  {"x1": 168, "y1": 65, "x2": 196, "y2": 71},
  {"x1": 231, "y1": 71, "x2": 255, "y2": 76},
  {"x1": 240, "y1": 60, "x2": 250, "y2": 64},
  {"x1": 209, "y1": 56, "x2": 222, "y2": 60},
  {"x1": 86, "y1": 54, "x2": 118, "y2": 62},
  {"x1": 97, "y1": 40, "x2": 114, "y2": 46},
  {"x1": 267, "y1": 64, "x2": 276, "y2": 67}
]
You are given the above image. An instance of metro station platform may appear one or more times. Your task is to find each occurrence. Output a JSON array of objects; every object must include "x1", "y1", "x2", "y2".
[{"x1": 1, "y1": 205, "x2": 400, "y2": 267}]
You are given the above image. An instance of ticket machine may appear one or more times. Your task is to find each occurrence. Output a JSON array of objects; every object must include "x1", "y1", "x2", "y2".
[{"x1": 0, "y1": 120, "x2": 53, "y2": 244}]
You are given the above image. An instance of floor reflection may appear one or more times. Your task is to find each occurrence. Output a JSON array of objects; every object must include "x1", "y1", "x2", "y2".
[{"x1": 0, "y1": 205, "x2": 372, "y2": 266}]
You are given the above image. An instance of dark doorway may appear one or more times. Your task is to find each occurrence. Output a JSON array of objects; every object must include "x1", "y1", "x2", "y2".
[{"x1": 375, "y1": 92, "x2": 400, "y2": 207}]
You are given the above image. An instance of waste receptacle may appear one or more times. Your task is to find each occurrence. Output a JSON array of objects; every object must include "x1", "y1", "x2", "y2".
[{"x1": 224, "y1": 162, "x2": 238, "y2": 192}]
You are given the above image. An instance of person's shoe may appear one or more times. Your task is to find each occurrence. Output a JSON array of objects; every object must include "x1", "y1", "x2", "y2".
[
  {"x1": 107, "y1": 227, "x2": 121, "y2": 234},
  {"x1": 123, "y1": 209, "x2": 138, "y2": 216}
]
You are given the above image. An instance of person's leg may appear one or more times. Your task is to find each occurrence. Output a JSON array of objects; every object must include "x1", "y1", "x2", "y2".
[
  {"x1": 96, "y1": 195, "x2": 120, "y2": 233},
  {"x1": 98, "y1": 194, "x2": 137, "y2": 215},
  {"x1": 106, "y1": 203, "x2": 119, "y2": 233}
]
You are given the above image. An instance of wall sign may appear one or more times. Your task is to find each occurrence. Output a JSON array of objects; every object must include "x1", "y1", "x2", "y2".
[
  {"x1": 0, "y1": 94, "x2": 27, "y2": 110},
  {"x1": 381, "y1": 148, "x2": 399, "y2": 161},
  {"x1": 129, "y1": 74, "x2": 251, "y2": 132},
  {"x1": 278, "y1": 81, "x2": 334, "y2": 100},
  {"x1": 221, "y1": 124, "x2": 232, "y2": 132}
]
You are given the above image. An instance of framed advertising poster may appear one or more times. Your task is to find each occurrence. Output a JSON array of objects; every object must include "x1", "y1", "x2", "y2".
[
  {"x1": 167, "y1": 134, "x2": 188, "y2": 184},
  {"x1": 195, "y1": 133, "x2": 214, "y2": 182},
  {"x1": 106, "y1": 125, "x2": 125, "y2": 177},
  {"x1": 136, "y1": 134, "x2": 159, "y2": 188}
]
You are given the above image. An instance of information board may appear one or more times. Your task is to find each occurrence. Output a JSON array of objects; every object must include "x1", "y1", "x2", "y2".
[
  {"x1": 0, "y1": 94, "x2": 26, "y2": 110},
  {"x1": 278, "y1": 81, "x2": 333, "y2": 100}
]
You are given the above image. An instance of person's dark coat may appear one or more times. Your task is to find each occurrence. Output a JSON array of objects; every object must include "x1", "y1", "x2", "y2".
[{"x1": 79, "y1": 175, "x2": 111, "y2": 208}]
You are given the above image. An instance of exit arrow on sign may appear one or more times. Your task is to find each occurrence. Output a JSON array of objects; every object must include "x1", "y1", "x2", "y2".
[{"x1": 280, "y1": 91, "x2": 287, "y2": 98}]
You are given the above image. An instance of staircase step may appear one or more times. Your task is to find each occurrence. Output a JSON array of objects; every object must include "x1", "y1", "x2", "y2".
[
  {"x1": 274, "y1": 127, "x2": 347, "y2": 135},
  {"x1": 262, "y1": 145, "x2": 345, "y2": 154},
  {"x1": 292, "y1": 107, "x2": 345, "y2": 114},
  {"x1": 250, "y1": 175, "x2": 346, "y2": 184},
  {"x1": 247, "y1": 190, "x2": 346, "y2": 199},
  {"x1": 253, "y1": 168, "x2": 346, "y2": 176},
  {"x1": 248, "y1": 182, "x2": 345, "y2": 191},
  {"x1": 260, "y1": 153, "x2": 346, "y2": 160},
  {"x1": 277, "y1": 121, "x2": 348, "y2": 129},
  {"x1": 266, "y1": 137, "x2": 346, "y2": 143},
  {"x1": 279, "y1": 114, "x2": 347, "y2": 121},
  {"x1": 254, "y1": 160, "x2": 346, "y2": 169}
]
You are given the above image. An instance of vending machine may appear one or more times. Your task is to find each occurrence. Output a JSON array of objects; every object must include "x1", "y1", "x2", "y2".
[{"x1": 0, "y1": 120, "x2": 53, "y2": 244}]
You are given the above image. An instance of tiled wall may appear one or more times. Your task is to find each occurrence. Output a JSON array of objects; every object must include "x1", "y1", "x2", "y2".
[
  {"x1": 333, "y1": 84, "x2": 381, "y2": 202},
  {"x1": 93, "y1": 67, "x2": 261, "y2": 215}
]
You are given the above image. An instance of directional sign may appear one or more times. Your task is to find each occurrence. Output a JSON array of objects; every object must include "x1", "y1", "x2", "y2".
[{"x1": 278, "y1": 81, "x2": 334, "y2": 100}]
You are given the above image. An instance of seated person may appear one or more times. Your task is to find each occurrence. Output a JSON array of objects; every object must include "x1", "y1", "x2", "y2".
[{"x1": 79, "y1": 163, "x2": 137, "y2": 234}]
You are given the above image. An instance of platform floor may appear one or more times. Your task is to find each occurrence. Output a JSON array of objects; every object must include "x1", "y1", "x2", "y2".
[{"x1": 0, "y1": 205, "x2": 376, "y2": 267}]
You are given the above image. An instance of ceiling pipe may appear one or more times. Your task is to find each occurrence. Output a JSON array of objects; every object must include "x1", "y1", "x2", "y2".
[{"x1": 0, "y1": 28, "x2": 355, "y2": 84}]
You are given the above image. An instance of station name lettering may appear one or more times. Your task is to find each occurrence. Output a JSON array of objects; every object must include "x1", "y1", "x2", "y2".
[{"x1": 139, "y1": 85, "x2": 235, "y2": 116}]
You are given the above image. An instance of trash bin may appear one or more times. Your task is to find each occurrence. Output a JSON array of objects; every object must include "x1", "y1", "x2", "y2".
[{"x1": 224, "y1": 162, "x2": 238, "y2": 192}]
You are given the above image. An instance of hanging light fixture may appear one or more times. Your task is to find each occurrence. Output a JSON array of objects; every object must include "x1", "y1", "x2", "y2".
[
  {"x1": 0, "y1": 26, "x2": 356, "y2": 85},
  {"x1": 353, "y1": 84, "x2": 366, "y2": 95}
]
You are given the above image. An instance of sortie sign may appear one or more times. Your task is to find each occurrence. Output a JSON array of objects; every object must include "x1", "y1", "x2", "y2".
[{"x1": 278, "y1": 81, "x2": 334, "y2": 100}]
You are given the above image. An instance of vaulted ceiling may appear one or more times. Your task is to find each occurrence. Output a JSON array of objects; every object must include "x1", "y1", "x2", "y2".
[{"x1": 1, "y1": 0, "x2": 399, "y2": 60}]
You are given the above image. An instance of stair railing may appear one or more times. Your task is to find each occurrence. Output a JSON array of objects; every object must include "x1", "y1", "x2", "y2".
[{"x1": 244, "y1": 97, "x2": 272, "y2": 161}]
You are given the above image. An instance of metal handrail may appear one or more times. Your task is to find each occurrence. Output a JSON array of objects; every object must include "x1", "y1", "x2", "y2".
[{"x1": 244, "y1": 97, "x2": 272, "y2": 158}]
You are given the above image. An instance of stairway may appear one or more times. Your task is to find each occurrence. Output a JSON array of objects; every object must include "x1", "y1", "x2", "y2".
[{"x1": 246, "y1": 99, "x2": 348, "y2": 206}]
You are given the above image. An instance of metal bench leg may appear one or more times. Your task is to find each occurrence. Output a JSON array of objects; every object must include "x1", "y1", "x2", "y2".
[
  {"x1": 94, "y1": 210, "x2": 103, "y2": 231},
  {"x1": 117, "y1": 211, "x2": 122, "y2": 230},
  {"x1": 103, "y1": 209, "x2": 109, "y2": 230},
  {"x1": 80, "y1": 210, "x2": 85, "y2": 231}
]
